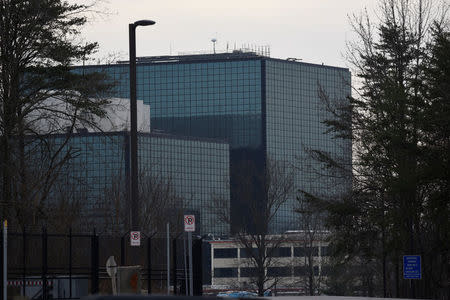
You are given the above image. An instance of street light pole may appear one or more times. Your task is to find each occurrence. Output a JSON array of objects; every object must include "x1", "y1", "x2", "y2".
[{"x1": 129, "y1": 20, "x2": 155, "y2": 231}]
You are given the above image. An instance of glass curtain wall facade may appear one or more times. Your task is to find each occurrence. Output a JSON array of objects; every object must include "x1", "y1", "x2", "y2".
[
  {"x1": 79, "y1": 59, "x2": 262, "y2": 148},
  {"x1": 48, "y1": 132, "x2": 230, "y2": 235},
  {"x1": 265, "y1": 60, "x2": 351, "y2": 231},
  {"x1": 82, "y1": 56, "x2": 265, "y2": 233},
  {"x1": 139, "y1": 133, "x2": 230, "y2": 235},
  {"x1": 78, "y1": 53, "x2": 351, "y2": 233}
]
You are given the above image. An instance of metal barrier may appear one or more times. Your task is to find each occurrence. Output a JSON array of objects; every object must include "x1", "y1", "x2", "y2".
[{"x1": 0, "y1": 228, "x2": 203, "y2": 299}]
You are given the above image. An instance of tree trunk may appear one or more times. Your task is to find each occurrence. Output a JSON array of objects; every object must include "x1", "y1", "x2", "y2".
[{"x1": 1, "y1": 135, "x2": 11, "y2": 221}]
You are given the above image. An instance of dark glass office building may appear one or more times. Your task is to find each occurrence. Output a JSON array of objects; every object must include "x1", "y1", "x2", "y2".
[
  {"x1": 48, "y1": 132, "x2": 230, "y2": 235},
  {"x1": 79, "y1": 52, "x2": 351, "y2": 233}
]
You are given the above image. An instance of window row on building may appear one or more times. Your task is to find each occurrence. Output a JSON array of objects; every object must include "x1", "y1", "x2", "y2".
[{"x1": 213, "y1": 246, "x2": 329, "y2": 259}]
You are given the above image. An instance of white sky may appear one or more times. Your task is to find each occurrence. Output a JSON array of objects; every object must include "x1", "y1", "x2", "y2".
[{"x1": 78, "y1": 0, "x2": 379, "y2": 68}]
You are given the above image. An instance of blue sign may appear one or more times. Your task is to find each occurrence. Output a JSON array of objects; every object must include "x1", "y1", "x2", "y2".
[{"x1": 403, "y1": 255, "x2": 421, "y2": 279}]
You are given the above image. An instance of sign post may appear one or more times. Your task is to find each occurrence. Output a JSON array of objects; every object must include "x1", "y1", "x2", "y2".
[
  {"x1": 184, "y1": 215, "x2": 195, "y2": 296},
  {"x1": 3, "y1": 220, "x2": 7, "y2": 300},
  {"x1": 166, "y1": 223, "x2": 170, "y2": 295},
  {"x1": 130, "y1": 231, "x2": 141, "y2": 247},
  {"x1": 403, "y1": 255, "x2": 421, "y2": 279}
]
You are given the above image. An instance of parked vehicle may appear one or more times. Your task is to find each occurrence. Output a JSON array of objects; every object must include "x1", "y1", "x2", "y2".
[{"x1": 216, "y1": 291, "x2": 258, "y2": 298}]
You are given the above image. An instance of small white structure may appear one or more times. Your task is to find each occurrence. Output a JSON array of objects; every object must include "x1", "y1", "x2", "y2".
[
  {"x1": 95, "y1": 98, "x2": 151, "y2": 133},
  {"x1": 29, "y1": 97, "x2": 150, "y2": 134}
]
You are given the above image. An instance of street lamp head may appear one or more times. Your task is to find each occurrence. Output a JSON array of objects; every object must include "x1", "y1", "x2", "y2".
[{"x1": 134, "y1": 20, "x2": 156, "y2": 27}]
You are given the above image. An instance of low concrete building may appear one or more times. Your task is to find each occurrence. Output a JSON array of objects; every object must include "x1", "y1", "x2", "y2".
[{"x1": 207, "y1": 231, "x2": 331, "y2": 294}]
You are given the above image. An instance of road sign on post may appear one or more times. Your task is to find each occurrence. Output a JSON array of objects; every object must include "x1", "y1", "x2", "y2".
[
  {"x1": 403, "y1": 255, "x2": 421, "y2": 279},
  {"x1": 184, "y1": 215, "x2": 195, "y2": 232},
  {"x1": 130, "y1": 231, "x2": 141, "y2": 246},
  {"x1": 184, "y1": 215, "x2": 195, "y2": 296}
]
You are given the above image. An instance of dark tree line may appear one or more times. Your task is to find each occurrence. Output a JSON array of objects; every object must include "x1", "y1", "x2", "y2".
[{"x1": 302, "y1": 0, "x2": 449, "y2": 299}]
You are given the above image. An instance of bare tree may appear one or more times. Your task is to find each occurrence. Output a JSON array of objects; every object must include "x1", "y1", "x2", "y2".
[
  {"x1": 44, "y1": 177, "x2": 85, "y2": 233},
  {"x1": 138, "y1": 172, "x2": 188, "y2": 234},
  {"x1": 210, "y1": 158, "x2": 295, "y2": 296},
  {"x1": 294, "y1": 197, "x2": 327, "y2": 295},
  {"x1": 99, "y1": 169, "x2": 187, "y2": 235}
]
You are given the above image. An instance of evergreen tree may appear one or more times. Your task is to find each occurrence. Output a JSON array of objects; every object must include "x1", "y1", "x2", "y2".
[
  {"x1": 300, "y1": 1, "x2": 449, "y2": 298},
  {"x1": 419, "y1": 23, "x2": 450, "y2": 299}
]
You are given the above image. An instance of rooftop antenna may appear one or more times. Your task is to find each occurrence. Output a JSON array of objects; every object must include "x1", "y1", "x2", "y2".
[{"x1": 211, "y1": 38, "x2": 217, "y2": 54}]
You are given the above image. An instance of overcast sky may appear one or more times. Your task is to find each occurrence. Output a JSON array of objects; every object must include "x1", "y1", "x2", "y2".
[{"x1": 78, "y1": 0, "x2": 379, "y2": 68}]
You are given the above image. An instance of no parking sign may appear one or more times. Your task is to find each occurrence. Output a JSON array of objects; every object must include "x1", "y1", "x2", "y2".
[
  {"x1": 184, "y1": 215, "x2": 195, "y2": 232},
  {"x1": 130, "y1": 231, "x2": 141, "y2": 246}
]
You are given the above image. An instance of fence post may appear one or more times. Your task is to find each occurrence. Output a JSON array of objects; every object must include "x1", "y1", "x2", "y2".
[
  {"x1": 172, "y1": 238, "x2": 177, "y2": 295},
  {"x1": 23, "y1": 228, "x2": 26, "y2": 297},
  {"x1": 121, "y1": 235, "x2": 125, "y2": 266},
  {"x1": 192, "y1": 237, "x2": 203, "y2": 296},
  {"x1": 42, "y1": 227, "x2": 48, "y2": 300},
  {"x1": 0, "y1": 224, "x2": 3, "y2": 300},
  {"x1": 2, "y1": 221, "x2": 7, "y2": 300},
  {"x1": 90, "y1": 229, "x2": 99, "y2": 294},
  {"x1": 147, "y1": 236, "x2": 151, "y2": 294},
  {"x1": 69, "y1": 228, "x2": 72, "y2": 298}
]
